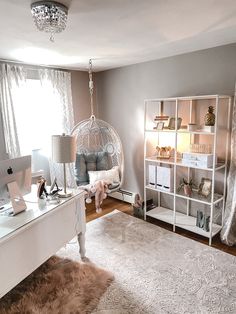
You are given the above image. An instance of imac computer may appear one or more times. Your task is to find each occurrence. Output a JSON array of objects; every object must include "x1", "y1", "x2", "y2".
[{"x1": 0, "y1": 155, "x2": 31, "y2": 215}]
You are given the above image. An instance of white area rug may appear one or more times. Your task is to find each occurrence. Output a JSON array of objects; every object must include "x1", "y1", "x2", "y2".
[{"x1": 58, "y1": 210, "x2": 236, "y2": 314}]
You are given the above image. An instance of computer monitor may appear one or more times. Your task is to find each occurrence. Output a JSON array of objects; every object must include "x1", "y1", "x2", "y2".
[{"x1": 0, "y1": 155, "x2": 31, "y2": 213}]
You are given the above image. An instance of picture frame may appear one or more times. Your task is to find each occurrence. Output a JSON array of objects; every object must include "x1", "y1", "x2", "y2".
[
  {"x1": 198, "y1": 177, "x2": 212, "y2": 197},
  {"x1": 156, "y1": 122, "x2": 164, "y2": 130},
  {"x1": 167, "y1": 117, "x2": 182, "y2": 130}
]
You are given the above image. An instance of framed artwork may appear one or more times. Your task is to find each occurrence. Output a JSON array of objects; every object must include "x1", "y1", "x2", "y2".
[
  {"x1": 156, "y1": 122, "x2": 164, "y2": 130},
  {"x1": 198, "y1": 178, "x2": 212, "y2": 197},
  {"x1": 168, "y1": 117, "x2": 182, "y2": 130}
]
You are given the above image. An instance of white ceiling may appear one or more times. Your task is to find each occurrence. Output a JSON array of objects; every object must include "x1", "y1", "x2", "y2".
[{"x1": 0, "y1": 0, "x2": 236, "y2": 71}]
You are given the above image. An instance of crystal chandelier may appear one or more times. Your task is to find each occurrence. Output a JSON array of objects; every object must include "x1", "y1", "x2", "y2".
[{"x1": 31, "y1": 1, "x2": 68, "y2": 42}]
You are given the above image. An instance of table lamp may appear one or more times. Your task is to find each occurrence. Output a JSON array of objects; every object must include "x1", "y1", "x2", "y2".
[{"x1": 52, "y1": 133, "x2": 76, "y2": 198}]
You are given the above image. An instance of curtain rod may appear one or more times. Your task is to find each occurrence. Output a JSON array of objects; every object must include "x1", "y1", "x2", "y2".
[{"x1": 0, "y1": 58, "x2": 72, "y2": 72}]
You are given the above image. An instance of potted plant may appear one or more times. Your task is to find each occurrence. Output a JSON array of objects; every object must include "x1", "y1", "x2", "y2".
[{"x1": 177, "y1": 178, "x2": 197, "y2": 197}]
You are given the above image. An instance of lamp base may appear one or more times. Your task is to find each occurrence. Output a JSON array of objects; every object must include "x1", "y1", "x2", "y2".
[{"x1": 58, "y1": 190, "x2": 73, "y2": 198}]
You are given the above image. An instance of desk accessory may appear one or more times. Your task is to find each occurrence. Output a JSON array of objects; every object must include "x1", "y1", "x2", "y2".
[
  {"x1": 37, "y1": 177, "x2": 48, "y2": 209},
  {"x1": 47, "y1": 196, "x2": 60, "y2": 205},
  {"x1": 46, "y1": 178, "x2": 61, "y2": 204},
  {"x1": 38, "y1": 195, "x2": 47, "y2": 209},
  {"x1": 37, "y1": 177, "x2": 61, "y2": 206},
  {"x1": 49, "y1": 177, "x2": 61, "y2": 195},
  {"x1": 37, "y1": 177, "x2": 48, "y2": 198}
]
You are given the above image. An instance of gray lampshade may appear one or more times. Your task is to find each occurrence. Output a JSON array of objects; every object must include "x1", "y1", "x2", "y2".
[{"x1": 52, "y1": 134, "x2": 76, "y2": 163}]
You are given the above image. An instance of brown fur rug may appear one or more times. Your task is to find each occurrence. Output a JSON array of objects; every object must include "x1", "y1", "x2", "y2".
[{"x1": 0, "y1": 256, "x2": 114, "y2": 314}]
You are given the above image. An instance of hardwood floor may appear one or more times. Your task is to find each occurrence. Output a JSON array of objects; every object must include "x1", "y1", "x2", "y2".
[
  {"x1": 85, "y1": 196, "x2": 133, "y2": 222},
  {"x1": 86, "y1": 196, "x2": 236, "y2": 256}
]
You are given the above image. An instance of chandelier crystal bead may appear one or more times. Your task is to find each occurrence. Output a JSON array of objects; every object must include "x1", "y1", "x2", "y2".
[{"x1": 31, "y1": 1, "x2": 68, "y2": 42}]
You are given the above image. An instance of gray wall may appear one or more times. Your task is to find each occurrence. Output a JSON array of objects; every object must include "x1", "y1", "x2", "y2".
[
  {"x1": 96, "y1": 43, "x2": 236, "y2": 195},
  {"x1": 71, "y1": 70, "x2": 97, "y2": 124}
]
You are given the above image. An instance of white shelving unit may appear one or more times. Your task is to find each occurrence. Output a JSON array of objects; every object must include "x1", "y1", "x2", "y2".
[{"x1": 144, "y1": 95, "x2": 231, "y2": 245}]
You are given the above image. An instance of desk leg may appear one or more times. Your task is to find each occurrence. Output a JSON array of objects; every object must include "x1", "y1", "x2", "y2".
[{"x1": 77, "y1": 232, "x2": 86, "y2": 259}]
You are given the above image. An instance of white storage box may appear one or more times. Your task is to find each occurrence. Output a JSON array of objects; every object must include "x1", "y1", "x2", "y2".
[
  {"x1": 182, "y1": 152, "x2": 216, "y2": 168},
  {"x1": 156, "y1": 165, "x2": 173, "y2": 192},
  {"x1": 148, "y1": 165, "x2": 156, "y2": 187}
]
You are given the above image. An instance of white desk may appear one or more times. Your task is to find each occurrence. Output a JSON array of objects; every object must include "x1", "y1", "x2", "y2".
[{"x1": 0, "y1": 186, "x2": 86, "y2": 298}]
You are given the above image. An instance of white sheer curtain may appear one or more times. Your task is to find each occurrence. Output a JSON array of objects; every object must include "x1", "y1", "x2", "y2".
[
  {"x1": 38, "y1": 69, "x2": 76, "y2": 188},
  {"x1": 0, "y1": 64, "x2": 26, "y2": 158},
  {"x1": 221, "y1": 90, "x2": 236, "y2": 246},
  {"x1": 0, "y1": 63, "x2": 76, "y2": 189}
]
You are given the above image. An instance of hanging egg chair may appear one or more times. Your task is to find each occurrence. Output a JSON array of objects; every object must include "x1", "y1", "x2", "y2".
[{"x1": 71, "y1": 60, "x2": 124, "y2": 192}]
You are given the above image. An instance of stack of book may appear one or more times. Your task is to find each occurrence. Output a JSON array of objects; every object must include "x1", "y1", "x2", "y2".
[
  {"x1": 153, "y1": 115, "x2": 169, "y2": 130},
  {"x1": 154, "y1": 115, "x2": 169, "y2": 121}
]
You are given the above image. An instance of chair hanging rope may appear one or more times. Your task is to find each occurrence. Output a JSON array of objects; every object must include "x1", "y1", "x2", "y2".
[
  {"x1": 71, "y1": 59, "x2": 124, "y2": 192},
  {"x1": 88, "y1": 59, "x2": 94, "y2": 117}
]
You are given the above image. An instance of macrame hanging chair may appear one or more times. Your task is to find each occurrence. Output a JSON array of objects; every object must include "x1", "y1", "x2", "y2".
[{"x1": 71, "y1": 60, "x2": 124, "y2": 192}]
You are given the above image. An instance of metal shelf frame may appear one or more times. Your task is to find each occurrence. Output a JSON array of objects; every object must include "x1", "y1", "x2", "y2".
[{"x1": 144, "y1": 94, "x2": 232, "y2": 245}]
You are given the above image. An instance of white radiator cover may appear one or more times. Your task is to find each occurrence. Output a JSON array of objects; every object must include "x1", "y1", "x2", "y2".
[{"x1": 109, "y1": 189, "x2": 136, "y2": 204}]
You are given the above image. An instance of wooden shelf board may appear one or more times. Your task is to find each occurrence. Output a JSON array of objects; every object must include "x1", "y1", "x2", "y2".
[{"x1": 146, "y1": 207, "x2": 222, "y2": 238}]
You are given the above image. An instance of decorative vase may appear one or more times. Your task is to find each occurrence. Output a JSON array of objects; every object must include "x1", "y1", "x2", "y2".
[
  {"x1": 204, "y1": 106, "x2": 215, "y2": 126},
  {"x1": 184, "y1": 184, "x2": 192, "y2": 197}
]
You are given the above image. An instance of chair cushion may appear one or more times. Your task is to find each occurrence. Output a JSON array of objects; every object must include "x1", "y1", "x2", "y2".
[
  {"x1": 96, "y1": 152, "x2": 111, "y2": 170},
  {"x1": 84, "y1": 153, "x2": 97, "y2": 171},
  {"x1": 75, "y1": 153, "x2": 96, "y2": 184},
  {"x1": 74, "y1": 154, "x2": 87, "y2": 184},
  {"x1": 75, "y1": 152, "x2": 114, "y2": 186}
]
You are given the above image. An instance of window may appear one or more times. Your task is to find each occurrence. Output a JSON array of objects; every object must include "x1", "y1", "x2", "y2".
[{"x1": 12, "y1": 78, "x2": 64, "y2": 157}]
